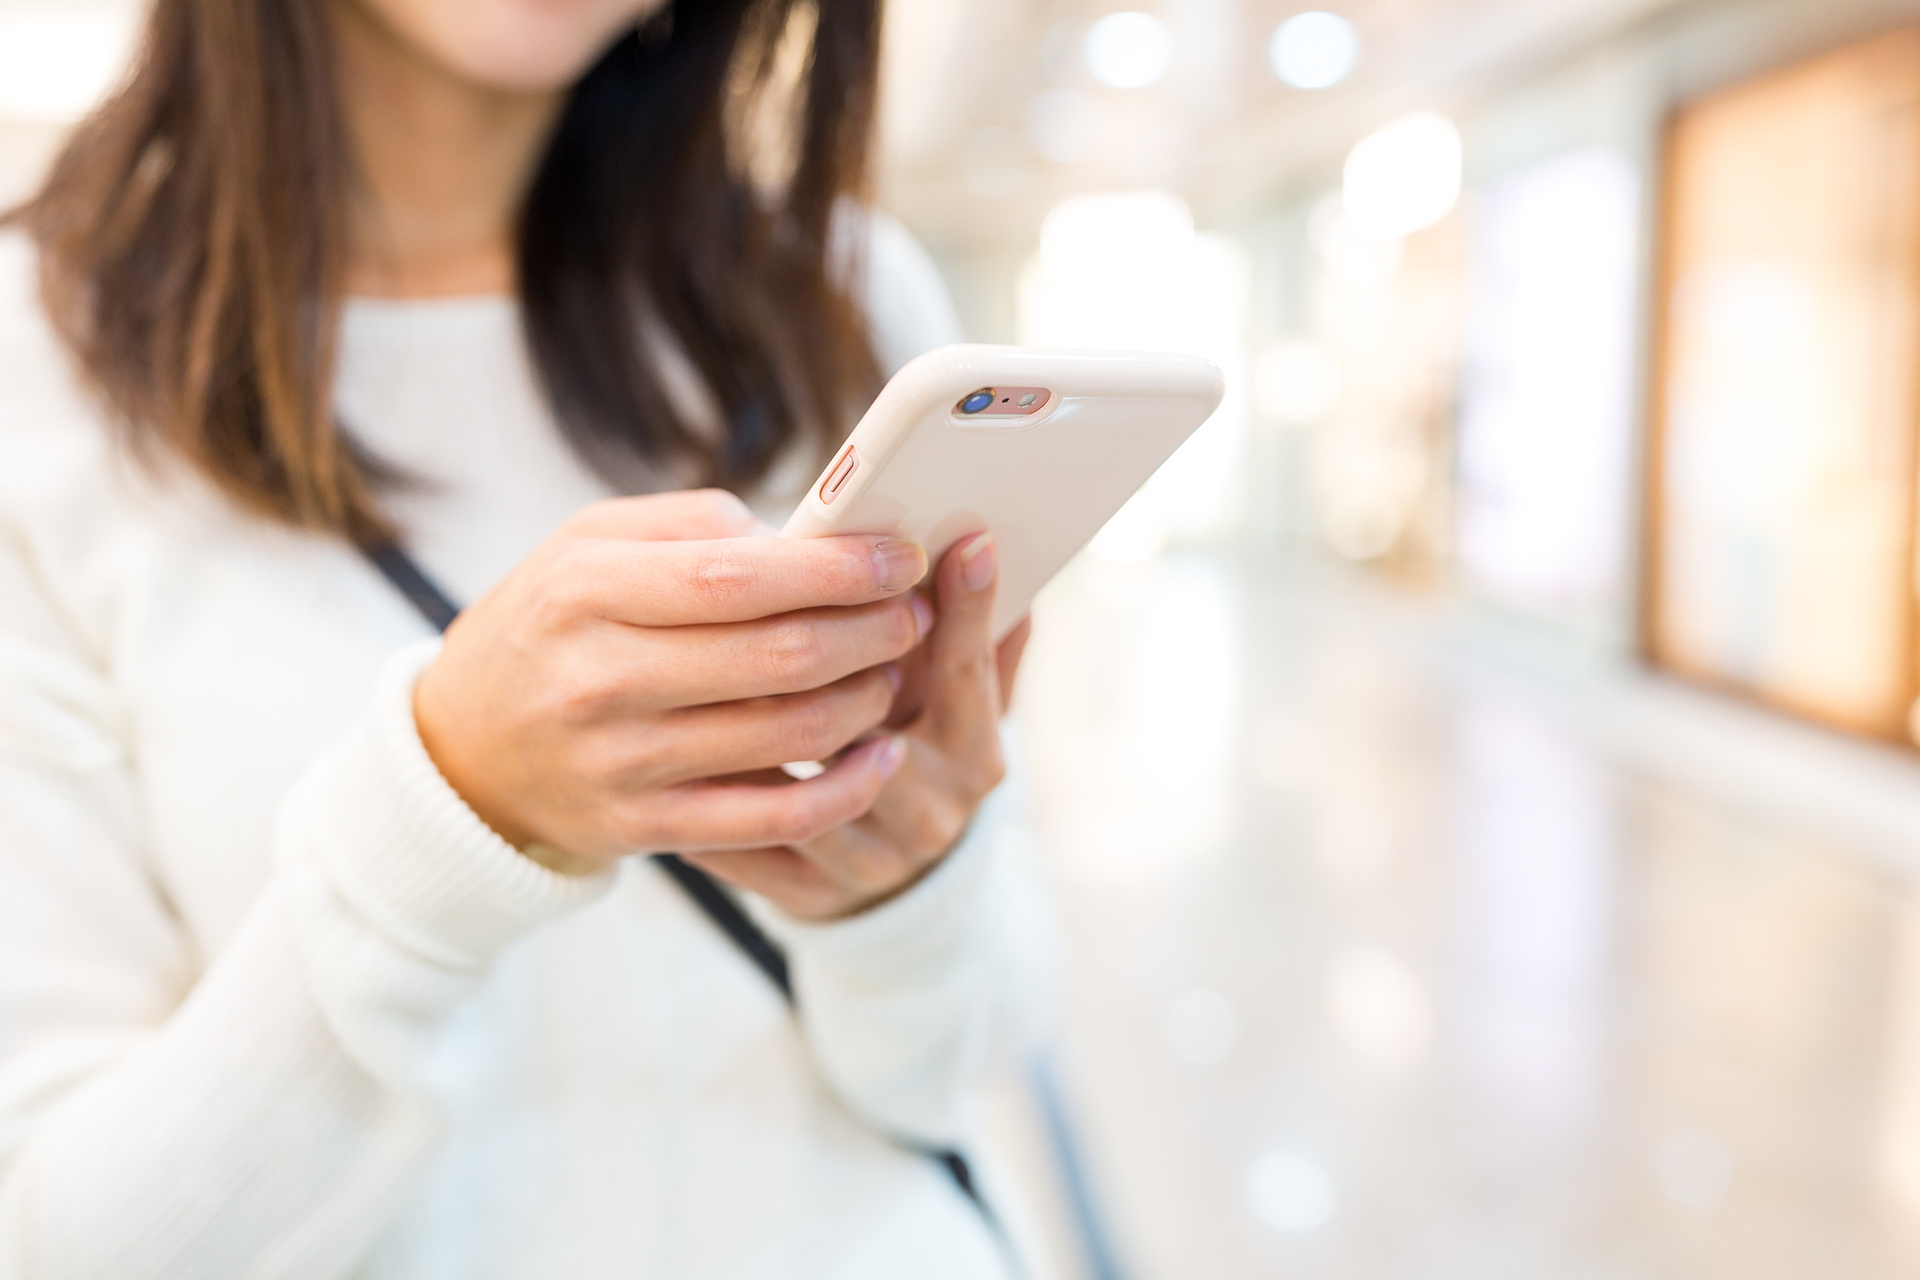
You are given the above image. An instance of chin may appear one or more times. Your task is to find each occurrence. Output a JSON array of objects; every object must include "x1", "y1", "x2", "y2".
[{"x1": 364, "y1": 0, "x2": 666, "y2": 94}]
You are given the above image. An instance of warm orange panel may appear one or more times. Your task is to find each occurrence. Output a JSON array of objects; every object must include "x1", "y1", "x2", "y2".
[{"x1": 1650, "y1": 28, "x2": 1920, "y2": 740}]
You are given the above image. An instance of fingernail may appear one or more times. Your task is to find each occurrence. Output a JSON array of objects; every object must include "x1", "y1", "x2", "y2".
[
  {"x1": 874, "y1": 735, "x2": 908, "y2": 780},
  {"x1": 882, "y1": 662, "x2": 903, "y2": 694},
  {"x1": 960, "y1": 533, "x2": 997, "y2": 593},
  {"x1": 872, "y1": 539, "x2": 927, "y2": 592},
  {"x1": 909, "y1": 593, "x2": 935, "y2": 638}
]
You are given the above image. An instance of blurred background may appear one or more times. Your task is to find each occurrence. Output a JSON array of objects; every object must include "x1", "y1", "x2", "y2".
[{"x1": 13, "y1": 0, "x2": 1920, "y2": 1275}]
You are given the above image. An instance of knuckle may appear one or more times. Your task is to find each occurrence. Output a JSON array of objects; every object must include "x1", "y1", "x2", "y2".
[
  {"x1": 760, "y1": 619, "x2": 827, "y2": 687},
  {"x1": 531, "y1": 545, "x2": 599, "y2": 626},
  {"x1": 784, "y1": 695, "x2": 844, "y2": 760},
  {"x1": 608, "y1": 801, "x2": 666, "y2": 852},
  {"x1": 539, "y1": 652, "x2": 612, "y2": 725},
  {"x1": 848, "y1": 844, "x2": 909, "y2": 892},
  {"x1": 770, "y1": 789, "x2": 850, "y2": 847},
  {"x1": 949, "y1": 651, "x2": 995, "y2": 686},
  {"x1": 908, "y1": 794, "x2": 965, "y2": 856},
  {"x1": 688, "y1": 546, "x2": 758, "y2": 610},
  {"x1": 773, "y1": 808, "x2": 834, "y2": 849},
  {"x1": 787, "y1": 879, "x2": 845, "y2": 921},
  {"x1": 603, "y1": 724, "x2": 670, "y2": 787}
]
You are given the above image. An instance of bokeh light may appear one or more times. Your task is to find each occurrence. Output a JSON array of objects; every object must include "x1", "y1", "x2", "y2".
[
  {"x1": 1270, "y1": 11, "x2": 1360, "y2": 89},
  {"x1": 1085, "y1": 11, "x2": 1174, "y2": 89},
  {"x1": 1343, "y1": 110, "x2": 1463, "y2": 237}
]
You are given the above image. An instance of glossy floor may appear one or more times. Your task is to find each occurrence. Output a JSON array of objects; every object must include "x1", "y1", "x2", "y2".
[{"x1": 999, "y1": 551, "x2": 1920, "y2": 1280}]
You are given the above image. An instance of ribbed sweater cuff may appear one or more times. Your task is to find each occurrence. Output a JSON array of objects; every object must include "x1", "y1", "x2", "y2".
[{"x1": 301, "y1": 639, "x2": 613, "y2": 971}]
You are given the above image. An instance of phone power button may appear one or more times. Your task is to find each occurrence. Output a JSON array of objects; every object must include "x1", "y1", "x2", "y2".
[{"x1": 820, "y1": 445, "x2": 859, "y2": 504}]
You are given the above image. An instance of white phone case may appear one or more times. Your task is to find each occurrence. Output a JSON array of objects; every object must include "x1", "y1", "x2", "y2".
[{"x1": 782, "y1": 344, "x2": 1225, "y2": 638}]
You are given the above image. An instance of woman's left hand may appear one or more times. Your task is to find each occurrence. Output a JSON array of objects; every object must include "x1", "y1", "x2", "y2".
[{"x1": 682, "y1": 533, "x2": 1029, "y2": 920}]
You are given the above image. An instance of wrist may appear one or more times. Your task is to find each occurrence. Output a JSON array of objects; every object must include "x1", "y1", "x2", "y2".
[
  {"x1": 412, "y1": 658, "x2": 536, "y2": 851},
  {"x1": 282, "y1": 639, "x2": 618, "y2": 976}
]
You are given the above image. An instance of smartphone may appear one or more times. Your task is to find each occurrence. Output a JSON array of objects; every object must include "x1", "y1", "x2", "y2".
[{"x1": 782, "y1": 344, "x2": 1225, "y2": 639}]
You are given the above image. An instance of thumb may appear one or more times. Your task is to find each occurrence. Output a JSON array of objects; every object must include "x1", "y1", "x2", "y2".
[{"x1": 922, "y1": 532, "x2": 1002, "y2": 748}]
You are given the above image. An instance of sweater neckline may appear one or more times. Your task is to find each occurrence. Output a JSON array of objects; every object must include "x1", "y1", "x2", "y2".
[
  {"x1": 342, "y1": 293, "x2": 515, "y2": 316},
  {"x1": 339, "y1": 293, "x2": 518, "y2": 344}
]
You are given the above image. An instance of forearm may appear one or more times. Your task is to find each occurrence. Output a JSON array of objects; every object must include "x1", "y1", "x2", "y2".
[
  {"x1": 0, "y1": 643, "x2": 612, "y2": 1277},
  {"x1": 0, "y1": 888, "x2": 443, "y2": 1279}
]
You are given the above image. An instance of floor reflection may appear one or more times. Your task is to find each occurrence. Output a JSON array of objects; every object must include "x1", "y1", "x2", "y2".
[{"x1": 1014, "y1": 551, "x2": 1920, "y2": 1279}]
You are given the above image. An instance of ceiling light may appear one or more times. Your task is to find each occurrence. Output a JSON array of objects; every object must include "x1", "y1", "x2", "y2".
[
  {"x1": 1269, "y1": 11, "x2": 1358, "y2": 90},
  {"x1": 1085, "y1": 12, "x2": 1173, "y2": 89},
  {"x1": 1343, "y1": 110, "x2": 1462, "y2": 238}
]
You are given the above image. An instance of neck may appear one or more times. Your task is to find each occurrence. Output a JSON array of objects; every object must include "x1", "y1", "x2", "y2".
[{"x1": 332, "y1": 3, "x2": 563, "y2": 298}]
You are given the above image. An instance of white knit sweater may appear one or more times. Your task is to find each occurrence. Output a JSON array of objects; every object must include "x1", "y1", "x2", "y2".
[{"x1": 0, "y1": 218, "x2": 1049, "y2": 1279}]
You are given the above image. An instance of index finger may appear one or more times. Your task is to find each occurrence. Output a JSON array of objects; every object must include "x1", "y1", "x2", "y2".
[{"x1": 563, "y1": 534, "x2": 928, "y2": 626}]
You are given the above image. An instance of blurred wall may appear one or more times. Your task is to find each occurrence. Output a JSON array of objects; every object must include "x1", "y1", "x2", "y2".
[{"x1": 877, "y1": 0, "x2": 1920, "y2": 665}]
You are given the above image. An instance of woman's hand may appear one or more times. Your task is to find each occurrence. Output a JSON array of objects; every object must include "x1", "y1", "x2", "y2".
[
  {"x1": 681, "y1": 533, "x2": 1031, "y2": 920},
  {"x1": 413, "y1": 489, "x2": 933, "y2": 873}
]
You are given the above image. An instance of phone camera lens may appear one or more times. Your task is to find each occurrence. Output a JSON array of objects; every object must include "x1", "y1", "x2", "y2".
[{"x1": 960, "y1": 389, "x2": 994, "y2": 414}]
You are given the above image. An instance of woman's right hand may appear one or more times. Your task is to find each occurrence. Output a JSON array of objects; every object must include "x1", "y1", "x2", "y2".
[{"x1": 412, "y1": 489, "x2": 931, "y2": 874}]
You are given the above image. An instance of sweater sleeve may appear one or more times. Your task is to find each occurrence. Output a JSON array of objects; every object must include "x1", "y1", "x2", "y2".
[
  {"x1": 752, "y1": 747, "x2": 1059, "y2": 1148},
  {"x1": 0, "y1": 540, "x2": 612, "y2": 1279}
]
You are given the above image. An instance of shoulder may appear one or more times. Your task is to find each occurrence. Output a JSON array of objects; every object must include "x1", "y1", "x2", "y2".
[
  {"x1": 0, "y1": 230, "x2": 207, "y2": 628},
  {"x1": 831, "y1": 204, "x2": 966, "y2": 376}
]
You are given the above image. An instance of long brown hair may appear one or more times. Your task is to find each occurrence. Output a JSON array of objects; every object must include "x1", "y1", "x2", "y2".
[{"x1": 12, "y1": 0, "x2": 883, "y2": 544}]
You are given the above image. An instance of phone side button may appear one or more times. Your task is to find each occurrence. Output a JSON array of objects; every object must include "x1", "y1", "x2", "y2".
[{"x1": 820, "y1": 446, "x2": 860, "y2": 504}]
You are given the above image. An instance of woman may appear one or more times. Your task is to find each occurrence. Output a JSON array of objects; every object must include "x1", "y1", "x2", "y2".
[{"x1": 0, "y1": 0, "x2": 1046, "y2": 1275}]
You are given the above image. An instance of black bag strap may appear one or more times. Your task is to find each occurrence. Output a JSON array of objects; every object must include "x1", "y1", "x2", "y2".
[
  {"x1": 651, "y1": 852, "x2": 791, "y2": 997},
  {"x1": 360, "y1": 541, "x2": 1002, "y2": 1235},
  {"x1": 364, "y1": 543, "x2": 461, "y2": 632}
]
